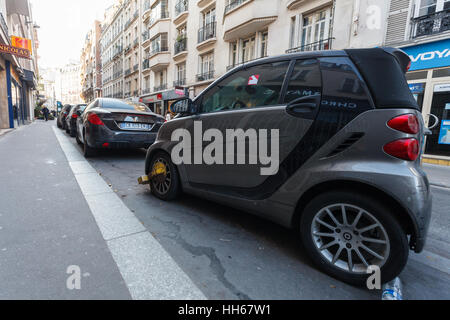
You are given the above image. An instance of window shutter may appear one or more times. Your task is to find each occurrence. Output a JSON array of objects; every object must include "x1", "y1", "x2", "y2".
[{"x1": 385, "y1": 0, "x2": 411, "y2": 45}]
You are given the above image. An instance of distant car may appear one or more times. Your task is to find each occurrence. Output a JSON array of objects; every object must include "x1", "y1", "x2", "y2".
[
  {"x1": 76, "y1": 98, "x2": 164, "y2": 157},
  {"x1": 65, "y1": 104, "x2": 87, "y2": 137},
  {"x1": 57, "y1": 104, "x2": 73, "y2": 129}
]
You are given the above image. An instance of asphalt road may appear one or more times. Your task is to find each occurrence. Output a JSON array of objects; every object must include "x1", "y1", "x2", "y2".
[{"x1": 59, "y1": 125, "x2": 450, "y2": 300}]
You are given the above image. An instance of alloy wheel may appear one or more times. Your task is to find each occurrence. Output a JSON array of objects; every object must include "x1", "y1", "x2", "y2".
[
  {"x1": 311, "y1": 203, "x2": 390, "y2": 273},
  {"x1": 152, "y1": 158, "x2": 172, "y2": 195}
]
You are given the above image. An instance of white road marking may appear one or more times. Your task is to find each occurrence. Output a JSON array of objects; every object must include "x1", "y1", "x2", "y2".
[{"x1": 52, "y1": 126, "x2": 206, "y2": 300}]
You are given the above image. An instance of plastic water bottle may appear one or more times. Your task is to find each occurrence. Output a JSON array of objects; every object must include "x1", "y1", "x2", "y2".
[{"x1": 382, "y1": 277, "x2": 403, "y2": 300}]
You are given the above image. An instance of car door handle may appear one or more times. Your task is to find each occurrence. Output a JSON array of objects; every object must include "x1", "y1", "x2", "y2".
[{"x1": 286, "y1": 94, "x2": 321, "y2": 117}]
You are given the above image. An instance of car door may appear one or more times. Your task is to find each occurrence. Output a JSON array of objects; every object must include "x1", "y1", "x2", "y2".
[
  {"x1": 183, "y1": 59, "x2": 322, "y2": 196},
  {"x1": 78, "y1": 100, "x2": 97, "y2": 141}
]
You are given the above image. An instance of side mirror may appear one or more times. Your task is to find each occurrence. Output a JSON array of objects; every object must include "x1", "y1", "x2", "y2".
[{"x1": 171, "y1": 98, "x2": 196, "y2": 115}]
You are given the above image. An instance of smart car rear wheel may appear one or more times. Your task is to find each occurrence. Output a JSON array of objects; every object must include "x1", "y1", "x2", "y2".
[
  {"x1": 300, "y1": 191, "x2": 409, "y2": 286},
  {"x1": 149, "y1": 152, "x2": 180, "y2": 201}
]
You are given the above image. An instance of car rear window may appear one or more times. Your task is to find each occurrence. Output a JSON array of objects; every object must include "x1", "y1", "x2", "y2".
[{"x1": 101, "y1": 99, "x2": 151, "y2": 112}]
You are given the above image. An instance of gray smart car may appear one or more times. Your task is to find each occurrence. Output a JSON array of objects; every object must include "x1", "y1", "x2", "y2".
[{"x1": 143, "y1": 48, "x2": 432, "y2": 286}]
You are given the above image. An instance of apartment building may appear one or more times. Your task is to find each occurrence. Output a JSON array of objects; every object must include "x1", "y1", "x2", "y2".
[
  {"x1": 98, "y1": 0, "x2": 390, "y2": 117},
  {"x1": 385, "y1": 0, "x2": 450, "y2": 160},
  {"x1": 81, "y1": 21, "x2": 103, "y2": 103},
  {"x1": 101, "y1": 0, "x2": 142, "y2": 100},
  {"x1": 59, "y1": 62, "x2": 82, "y2": 105},
  {"x1": 0, "y1": 0, "x2": 39, "y2": 129}
]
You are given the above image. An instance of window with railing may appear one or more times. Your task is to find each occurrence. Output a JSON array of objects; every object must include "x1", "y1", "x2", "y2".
[
  {"x1": 150, "y1": 0, "x2": 169, "y2": 25},
  {"x1": 150, "y1": 33, "x2": 168, "y2": 55},
  {"x1": 175, "y1": 0, "x2": 188, "y2": 16},
  {"x1": 225, "y1": 0, "x2": 248, "y2": 15},
  {"x1": 411, "y1": 0, "x2": 450, "y2": 38},
  {"x1": 175, "y1": 63, "x2": 186, "y2": 86},
  {"x1": 174, "y1": 37, "x2": 187, "y2": 54},
  {"x1": 198, "y1": 22, "x2": 216, "y2": 43},
  {"x1": 287, "y1": 7, "x2": 333, "y2": 53},
  {"x1": 197, "y1": 52, "x2": 214, "y2": 81}
]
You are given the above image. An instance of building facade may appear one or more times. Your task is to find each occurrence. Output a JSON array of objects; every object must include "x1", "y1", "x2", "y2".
[
  {"x1": 0, "y1": 0, "x2": 39, "y2": 129},
  {"x1": 81, "y1": 21, "x2": 103, "y2": 103},
  {"x1": 385, "y1": 0, "x2": 450, "y2": 160},
  {"x1": 59, "y1": 62, "x2": 82, "y2": 105},
  {"x1": 97, "y1": 0, "x2": 391, "y2": 117}
]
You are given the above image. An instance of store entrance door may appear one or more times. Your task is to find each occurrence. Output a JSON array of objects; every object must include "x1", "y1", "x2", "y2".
[{"x1": 425, "y1": 84, "x2": 450, "y2": 157}]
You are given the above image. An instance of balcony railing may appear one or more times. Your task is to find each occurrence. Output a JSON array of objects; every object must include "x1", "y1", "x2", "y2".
[
  {"x1": 133, "y1": 90, "x2": 139, "y2": 96},
  {"x1": 133, "y1": 64, "x2": 139, "y2": 72},
  {"x1": 174, "y1": 37, "x2": 187, "y2": 54},
  {"x1": 411, "y1": 9, "x2": 450, "y2": 38},
  {"x1": 142, "y1": 30, "x2": 150, "y2": 42},
  {"x1": 124, "y1": 68, "x2": 131, "y2": 76},
  {"x1": 113, "y1": 71, "x2": 123, "y2": 79},
  {"x1": 226, "y1": 56, "x2": 267, "y2": 71},
  {"x1": 0, "y1": 12, "x2": 8, "y2": 37},
  {"x1": 196, "y1": 70, "x2": 214, "y2": 82},
  {"x1": 174, "y1": 78, "x2": 186, "y2": 86},
  {"x1": 142, "y1": 87, "x2": 151, "y2": 95},
  {"x1": 175, "y1": 0, "x2": 189, "y2": 16},
  {"x1": 224, "y1": 0, "x2": 248, "y2": 15},
  {"x1": 150, "y1": 45, "x2": 169, "y2": 56},
  {"x1": 154, "y1": 84, "x2": 168, "y2": 92},
  {"x1": 142, "y1": 59, "x2": 150, "y2": 70},
  {"x1": 198, "y1": 22, "x2": 216, "y2": 43},
  {"x1": 143, "y1": 0, "x2": 151, "y2": 12},
  {"x1": 149, "y1": 11, "x2": 169, "y2": 25},
  {"x1": 285, "y1": 38, "x2": 333, "y2": 54}
]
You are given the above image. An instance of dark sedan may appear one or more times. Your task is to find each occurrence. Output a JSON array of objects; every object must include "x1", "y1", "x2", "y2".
[
  {"x1": 57, "y1": 104, "x2": 74, "y2": 130},
  {"x1": 65, "y1": 104, "x2": 87, "y2": 137},
  {"x1": 76, "y1": 98, "x2": 165, "y2": 157}
]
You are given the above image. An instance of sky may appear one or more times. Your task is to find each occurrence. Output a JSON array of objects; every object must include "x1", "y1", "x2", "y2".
[{"x1": 30, "y1": 0, "x2": 116, "y2": 69}]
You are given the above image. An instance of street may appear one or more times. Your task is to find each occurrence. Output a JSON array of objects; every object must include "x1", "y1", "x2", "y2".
[{"x1": 0, "y1": 121, "x2": 449, "y2": 300}]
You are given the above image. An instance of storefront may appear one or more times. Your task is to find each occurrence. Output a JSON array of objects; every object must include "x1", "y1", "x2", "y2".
[
  {"x1": 140, "y1": 87, "x2": 189, "y2": 117},
  {"x1": 403, "y1": 38, "x2": 450, "y2": 160}
]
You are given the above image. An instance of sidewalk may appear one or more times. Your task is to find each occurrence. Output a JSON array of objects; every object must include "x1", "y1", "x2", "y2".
[
  {"x1": 423, "y1": 163, "x2": 450, "y2": 189},
  {"x1": 0, "y1": 121, "x2": 131, "y2": 299}
]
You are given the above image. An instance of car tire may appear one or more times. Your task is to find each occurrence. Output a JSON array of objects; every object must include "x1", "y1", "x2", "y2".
[
  {"x1": 300, "y1": 190, "x2": 409, "y2": 287},
  {"x1": 83, "y1": 131, "x2": 96, "y2": 158},
  {"x1": 65, "y1": 126, "x2": 70, "y2": 134},
  {"x1": 76, "y1": 132, "x2": 82, "y2": 145},
  {"x1": 70, "y1": 128, "x2": 76, "y2": 137},
  {"x1": 148, "y1": 152, "x2": 180, "y2": 201}
]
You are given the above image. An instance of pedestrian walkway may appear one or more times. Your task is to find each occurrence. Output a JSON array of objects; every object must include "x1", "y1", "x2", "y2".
[
  {"x1": 0, "y1": 122, "x2": 131, "y2": 299},
  {"x1": 423, "y1": 163, "x2": 450, "y2": 189}
]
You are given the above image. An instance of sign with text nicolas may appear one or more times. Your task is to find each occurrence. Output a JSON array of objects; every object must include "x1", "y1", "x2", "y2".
[{"x1": 0, "y1": 43, "x2": 31, "y2": 59}]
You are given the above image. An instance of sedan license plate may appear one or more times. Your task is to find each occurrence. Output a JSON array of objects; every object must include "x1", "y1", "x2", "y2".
[{"x1": 119, "y1": 122, "x2": 151, "y2": 131}]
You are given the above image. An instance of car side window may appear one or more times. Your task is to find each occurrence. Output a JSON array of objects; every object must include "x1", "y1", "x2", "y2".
[
  {"x1": 201, "y1": 61, "x2": 290, "y2": 114},
  {"x1": 284, "y1": 59, "x2": 322, "y2": 103}
]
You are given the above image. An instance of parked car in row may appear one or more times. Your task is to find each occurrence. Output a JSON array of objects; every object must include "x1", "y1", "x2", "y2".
[
  {"x1": 75, "y1": 98, "x2": 165, "y2": 157},
  {"x1": 65, "y1": 104, "x2": 87, "y2": 137},
  {"x1": 142, "y1": 47, "x2": 432, "y2": 286},
  {"x1": 56, "y1": 104, "x2": 73, "y2": 130}
]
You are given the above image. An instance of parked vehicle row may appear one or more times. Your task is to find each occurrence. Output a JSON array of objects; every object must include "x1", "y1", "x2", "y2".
[
  {"x1": 57, "y1": 99, "x2": 165, "y2": 157},
  {"x1": 58, "y1": 48, "x2": 432, "y2": 288}
]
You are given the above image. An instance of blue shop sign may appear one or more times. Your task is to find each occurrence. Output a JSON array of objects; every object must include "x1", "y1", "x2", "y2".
[
  {"x1": 409, "y1": 83, "x2": 425, "y2": 94},
  {"x1": 402, "y1": 39, "x2": 450, "y2": 71}
]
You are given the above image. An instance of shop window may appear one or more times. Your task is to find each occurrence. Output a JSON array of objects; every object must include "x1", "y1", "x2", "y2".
[
  {"x1": 425, "y1": 84, "x2": 450, "y2": 156},
  {"x1": 433, "y1": 67, "x2": 450, "y2": 78},
  {"x1": 406, "y1": 70, "x2": 429, "y2": 81}
]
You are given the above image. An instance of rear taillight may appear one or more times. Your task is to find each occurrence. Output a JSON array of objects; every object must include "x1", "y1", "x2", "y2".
[
  {"x1": 383, "y1": 138, "x2": 419, "y2": 161},
  {"x1": 72, "y1": 114, "x2": 78, "y2": 119},
  {"x1": 388, "y1": 114, "x2": 419, "y2": 134},
  {"x1": 87, "y1": 113, "x2": 104, "y2": 126}
]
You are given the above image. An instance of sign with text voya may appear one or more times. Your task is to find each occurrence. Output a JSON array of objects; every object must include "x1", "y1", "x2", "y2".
[{"x1": 402, "y1": 39, "x2": 450, "y2": 71}]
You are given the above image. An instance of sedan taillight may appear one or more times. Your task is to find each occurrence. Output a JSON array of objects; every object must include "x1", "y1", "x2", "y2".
[
  {"x1": 87, "y1": 113, "x2": 104, "y2": 126},
  {"x1": 383, "y1": 138, "x2": 419, "y2": 161},
  {"x1": 72, "y1": 114, "x2": 78, "y2": 119}
]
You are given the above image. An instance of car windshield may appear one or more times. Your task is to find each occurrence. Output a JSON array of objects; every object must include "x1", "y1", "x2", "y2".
[{"x1": 102, "y1": 99, "x2": 151, "y2": 112}]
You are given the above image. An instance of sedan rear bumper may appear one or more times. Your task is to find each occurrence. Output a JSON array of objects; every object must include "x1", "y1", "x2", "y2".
[{"x1": 87, "y1": 125, "x2": 158, "y2": 149}]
